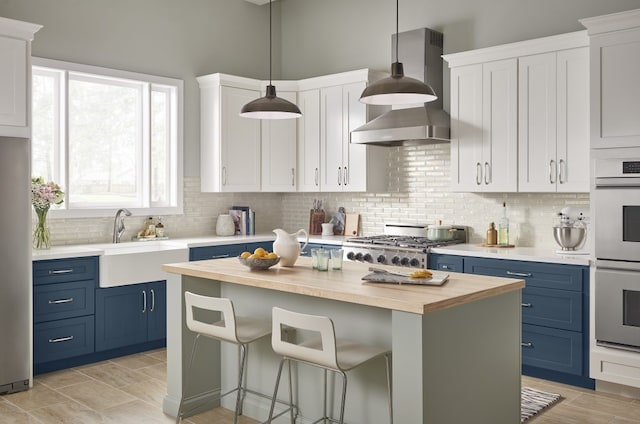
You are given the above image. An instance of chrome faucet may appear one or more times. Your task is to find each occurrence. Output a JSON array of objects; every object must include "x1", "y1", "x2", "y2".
[{"x1": 112, "y1": 208, "x2": 132, "y2": 243}]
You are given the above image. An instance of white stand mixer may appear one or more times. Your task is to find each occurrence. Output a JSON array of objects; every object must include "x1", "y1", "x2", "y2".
[{"x1": 553, "y1": 206, "x2": 590, "y2": 255}]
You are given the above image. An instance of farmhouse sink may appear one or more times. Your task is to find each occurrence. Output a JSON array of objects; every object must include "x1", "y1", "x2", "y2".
[{"x1": 93, "y1": 241, "x2": 189, "y2": 288}]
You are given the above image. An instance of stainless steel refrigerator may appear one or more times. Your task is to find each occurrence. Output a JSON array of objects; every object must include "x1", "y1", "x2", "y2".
[{"x1": 0, "y1": 136, "x2": 31, "y2": 394}]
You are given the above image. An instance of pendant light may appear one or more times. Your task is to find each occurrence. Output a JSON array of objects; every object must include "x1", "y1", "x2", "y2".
[
  {"x1": 240, "y1": 0, "x2": 301, "y2": 119},
  {"x1": 359, "y1": 0, "x2": 438, "y2": 105}
]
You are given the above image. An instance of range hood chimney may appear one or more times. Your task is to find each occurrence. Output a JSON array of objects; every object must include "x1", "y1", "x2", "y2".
[{"x1": 351, "y1": 28, "x2": 450, "y2": 146}]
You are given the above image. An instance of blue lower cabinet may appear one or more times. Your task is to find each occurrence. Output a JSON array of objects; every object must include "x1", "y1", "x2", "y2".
[
  {"x1": 95, "y1": 281, "x2": 166, "y2": 352},
  {"x1": 34, "y1": 280, "x2": 95, "y2": 323},
  {"x1": 245, "y1": 241, "x2": 274, "y2": 253},
  {"x1": 300, "y1": 243, "x2": 334, "y2": 257},
  {"x1": 429, "y1": 253, "x2": 464, "y2": 273},
  {"x1": 34, "y1": 316, "x2": 95, "y2": 364}
]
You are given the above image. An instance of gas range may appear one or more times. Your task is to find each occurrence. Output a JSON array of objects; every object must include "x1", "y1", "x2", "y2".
[{"x1": 342, "y1": 223, "x2": 467, "y2": 268}]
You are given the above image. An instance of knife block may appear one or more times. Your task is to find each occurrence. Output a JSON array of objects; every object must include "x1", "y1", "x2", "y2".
[{"x1": 309, "y1": 210, "x2": 325, "y2": 235}]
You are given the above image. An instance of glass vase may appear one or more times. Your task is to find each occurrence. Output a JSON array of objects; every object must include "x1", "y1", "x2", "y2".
[{"x1": 33, "y1": 206, "x2": 51, "y2": 249}]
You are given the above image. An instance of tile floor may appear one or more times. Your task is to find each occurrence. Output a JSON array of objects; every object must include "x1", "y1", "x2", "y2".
[{"x1": 1, "y1": 349, "x2": 640, "y2": 423}]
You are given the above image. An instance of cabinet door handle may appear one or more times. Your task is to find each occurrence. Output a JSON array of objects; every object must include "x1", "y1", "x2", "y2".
[
  {"x1": 49, "y1": 269, "x2": 73, "y2": 275},
  {"x1": 343, "y1": 166, "x2": 348, "y2": 186},
  {"x1": 210, "y1": 254, "x2": 230, "y2": 259},
  {"x1": 315, "y1": 168, "x2": 319, "y2": 186},
  {"x1": 506, "y1": 271, "x2": 532, "y2": 277},
  {"x1": 142, "y1": 290, "x2": 147, "y2": 313},
  {"x1": 150, "y1": 289, "x2": 155, "y2": 312},
  {"x1": 222, "y1": 166, "x2": 227, "y2": 186},
  {"x1": 49, "y1": 336, "x2": 74, "y2": 343},
  {"x1": 549, "y1": 159, "x2": 556, "y2": 184},
  {"x1": 48, "y1": 297, "x2": 74, "y2": 305},
  {"x1": 521, "y1": 342, "x2": 533, "y2": 348},
  {"x1": 476, "y1": 162, "x2": 482, "y2": 185},
  {"x1": 484, "y1": 162, "x2": 491, "y2": 185},
  {"x1": 558, "y1": 159, "x2": 566, "y2": 184},
  {"x1": 291, "y1": 168, "x2": 295, "y2": 186},
  {"x1": 441, "y1": 265, "x2": 450, "y2": 270},
  {"x1": 338, "y1": 167, "x2": 342, "y2": 185},
  {"x1": 521, "y1": 303, "x2": 532, "y2": 308}
]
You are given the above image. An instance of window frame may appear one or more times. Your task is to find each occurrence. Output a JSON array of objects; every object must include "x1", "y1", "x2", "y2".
[{"x1": 32, "y1": 57, "x2": 184, "y2": 218}]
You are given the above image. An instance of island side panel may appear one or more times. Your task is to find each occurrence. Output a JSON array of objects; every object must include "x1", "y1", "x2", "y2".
[
  {"x1": 392, "y1": 290, "x2": 521, "y2": 424},
  {"x1": 164, "y1": 274, "x2": 222, "y2": 418}
]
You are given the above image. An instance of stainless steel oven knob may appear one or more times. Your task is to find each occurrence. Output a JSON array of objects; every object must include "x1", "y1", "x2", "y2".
[
  {"x1": 391, "y1": 256, "x2": 400, "y2": 265},
  {"x1": 377, "y1": 255, "x2": 386, "y2": 264},
  {"x1": 354, "y1": 252, "x2": 363, "y2": 261},
  {"x1": 363, "y1": 253, "x2": 373, "y2": 263},
  {"x1": 400, "y1": 257, "x2": 409, "y2": 266},
  {"x1": 410, "y1": 258, "x2": 420, "y2": 267},
  {"x1": 346, "y1": 251, "x2": 355, "y2": 260}
]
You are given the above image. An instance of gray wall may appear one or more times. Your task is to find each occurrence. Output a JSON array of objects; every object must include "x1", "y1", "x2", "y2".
[{"x1": 2, "y1": 0, "x2": 640, "y2": 177}]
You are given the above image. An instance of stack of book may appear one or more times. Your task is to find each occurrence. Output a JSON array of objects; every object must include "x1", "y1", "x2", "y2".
[{"x1": 229, "y1": 206, "x2": 255, "y2": 235}]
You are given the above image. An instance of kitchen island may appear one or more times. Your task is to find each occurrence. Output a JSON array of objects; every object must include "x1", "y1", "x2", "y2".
[{"x1": 161, "y1": 257, "x2": 524, "y2": 423}]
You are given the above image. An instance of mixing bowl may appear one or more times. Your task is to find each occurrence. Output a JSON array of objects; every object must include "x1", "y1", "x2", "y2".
[{"x1": 553, "y1": 226, "x2": 586, "y2": 251}]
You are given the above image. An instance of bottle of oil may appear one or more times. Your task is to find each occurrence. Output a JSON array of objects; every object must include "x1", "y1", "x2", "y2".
[
  {"x1": 498, "y1": 202, "x2": 509, "y2": 246},
  {"x1": 486, "y1": 222, "x2": 497, "y2": 245}
]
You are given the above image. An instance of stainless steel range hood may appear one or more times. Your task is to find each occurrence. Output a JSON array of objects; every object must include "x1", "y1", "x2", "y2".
[{"x1": 351, "y1": 28, "x2": 450, "y2": 146}]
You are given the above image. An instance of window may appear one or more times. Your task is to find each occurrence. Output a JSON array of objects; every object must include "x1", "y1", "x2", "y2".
[{"x1": 32, "y1": 58, "x2": 183, "y2": 217}]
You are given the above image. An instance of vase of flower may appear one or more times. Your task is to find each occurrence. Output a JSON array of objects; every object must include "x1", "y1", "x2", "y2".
[
  {"x1": 33, "y1": 205, "x2": 51, "y2": 249},
  {"x1": 31, "y1": 176, "x2": 64, "y2": 249}
]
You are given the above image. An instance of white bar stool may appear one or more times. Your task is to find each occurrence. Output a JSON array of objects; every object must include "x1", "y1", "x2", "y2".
[
  {"x1": 176, "y1": 292, "x2": 294, "y2": 423},
  {"x1": 266, "y1": 307, "x2": 392, "y2": 424}
]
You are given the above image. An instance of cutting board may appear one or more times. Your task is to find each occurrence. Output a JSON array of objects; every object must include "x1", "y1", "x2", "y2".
[
  {"x1": 362, "y1": 271, "x2": 449, "y2": 286},
  {"x1": 344, "y1": 213, "x2": 360, "y2": 236}
]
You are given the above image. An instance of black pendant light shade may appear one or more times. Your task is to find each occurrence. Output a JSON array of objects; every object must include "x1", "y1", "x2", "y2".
[
  {"x1": 360, "y1": 0, "x2": 438, "y2": 105},
  {"x1": 240, "y1": 0, "x2": 302, "y2": 119},
  {"x1": 240, "y1": 85, "x2": 302, "y2": 119}
]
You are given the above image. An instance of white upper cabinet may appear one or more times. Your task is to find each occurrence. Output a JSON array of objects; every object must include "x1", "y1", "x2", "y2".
[
  {"x1": 296, "y1": 89, "x2": 321, "y2": 192},
  {"x1": 445, "y1": 30, "x2": 589, "y2": 193},
  {"x1": 198, "y1": 74, "x2": 261, "y2": 192},
  {"x1": 518, "y1": 47, "x2": 589, "y2": 192},
  {"x1": 261, "y1": 86, "x2": 297, "y2": 192},
  {"x1": 581, "y1": 9, "x2": 640, "y2": 149},
  {"x1": 0, "y1": 17, "x2": 41, "y2": 138},
  {"x1": 449, "y1": 59, "x2": 517, "y2": 192}
]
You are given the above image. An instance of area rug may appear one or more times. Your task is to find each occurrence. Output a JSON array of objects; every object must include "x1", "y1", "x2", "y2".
[{"x1": 521, "y1": 386, "x2": 561, "y2": 422}]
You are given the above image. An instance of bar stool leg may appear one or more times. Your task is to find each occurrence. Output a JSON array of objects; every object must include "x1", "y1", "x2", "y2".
[
  {"x1": 233, "y1": 344, "x2": 248, "y2": 424},
  {"x1": 176, "y1": 334, "x2": 201, "y2": 424},
  {"x1": 287, "y1": 360, "x2": 295, "y2": 423},
  {"x1": 322, "y1": 369, "x2": 328, "y2": 423},
  {"x1": 267, "y1": 358, "x2": 287, "y2": 424},
  {"x1": 338, "y1": 371, "x2": 348, "y2": 424},
  {"x1": 385, "y1": 353, "x2": 393, "y2": 424}
]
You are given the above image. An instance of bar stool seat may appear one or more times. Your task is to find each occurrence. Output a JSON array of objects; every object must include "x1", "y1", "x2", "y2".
[
  {"x1": 267, "y1": 307, "x2": 392, "y2": 424},
  {"x1": 176, "y1": 292, "x2": 289, "y2": 424}
]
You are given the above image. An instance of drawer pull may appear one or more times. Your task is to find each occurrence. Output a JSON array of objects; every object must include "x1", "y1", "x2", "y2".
[
  {"x1": 521, "y1": 303, "x2": 532, "y2": 308},
  {"x1": 49, "y1": 335, "x2": 74, "y2": 343},
  {"x1": 506, "y1": 271, "x2": 532, "y2": 278},
  {"x1": 49, "y1": 269, "x2": 74, "y2": 275},
  {"x1": 48, "y1": 297, "x2": 74, "y2": 305},
  {"x1": 441, "y1": 265, "x2": 450, "y2": 270},
  {"x1": 210, "y1": 254, "x2": 230, "y2": 259},
  {"x1": 521, "y1": 342, "x2": 533, "y2": 348}
]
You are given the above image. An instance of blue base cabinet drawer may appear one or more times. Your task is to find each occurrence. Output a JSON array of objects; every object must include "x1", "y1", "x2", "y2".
[
  {"x1": 522, "y1": 287, "x2": 582, "y2": 331},
  {"x1": 190, "y1": 244, "x2": 247, "y2": 261},
  {"x1": 245, "y1": 241, "x2": 274, "y2": 254},
  {"x1": 522, "y1": 324, "x2": 582, "y2": 376},
  {"x1": 429, "y1": 254, "x2": 464, "y2": 273},
  {"x1": 463, "y1": 257, "x2": 584, "y2": 291},
  {"x1": 33, "y1": 257, "x2": 98, "y2": 285},
  {"x1": 34, "y1": 280, "x2": 95, "y2": 323},
  {"x1": 34, "y1": 316, "x2": 95, "y2": 364}
]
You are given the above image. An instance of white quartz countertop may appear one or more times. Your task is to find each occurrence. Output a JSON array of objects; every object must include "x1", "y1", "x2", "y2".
[
  {"x1": 32, "y1": 233, "x2": 348, "y2": 261},
  {"x1": 431, "y1": 244, "x2": 593, "y2": 266}
]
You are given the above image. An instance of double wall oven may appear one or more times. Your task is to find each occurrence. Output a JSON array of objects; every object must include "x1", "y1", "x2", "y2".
[{"x1": 594, "y1": 157, "x2": 640, "y2": 352}]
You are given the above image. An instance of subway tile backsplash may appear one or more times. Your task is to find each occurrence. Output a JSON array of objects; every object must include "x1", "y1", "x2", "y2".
[{"x1": 42, "y1": 143, "x2": 588, "y2": 251}]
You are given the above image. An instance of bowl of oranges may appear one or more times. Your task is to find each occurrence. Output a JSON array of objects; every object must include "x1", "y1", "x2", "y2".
[{"x1": 238, "y1": 247, "x2": 280, "y2": 270}]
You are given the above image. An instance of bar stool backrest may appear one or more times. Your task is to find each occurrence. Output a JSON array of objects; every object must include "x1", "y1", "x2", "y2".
[
  {"x1": 185, "y1": 291, "x2": 239, "y2": 344},
  {"x1": 271, "y1": 307, "x2": 339, "y2": 370}
]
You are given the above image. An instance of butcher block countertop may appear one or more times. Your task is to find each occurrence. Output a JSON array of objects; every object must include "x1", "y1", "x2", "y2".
[{"x1": 163, "y1": 257, "x2": 524, "y2": 315}]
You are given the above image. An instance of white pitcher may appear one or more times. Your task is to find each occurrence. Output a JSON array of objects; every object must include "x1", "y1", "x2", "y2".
[{"x1": 273, "y1": 228, "x2": 309, "y2": 267}]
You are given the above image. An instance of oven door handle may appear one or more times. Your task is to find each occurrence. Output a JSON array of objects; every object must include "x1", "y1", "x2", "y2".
[
  {"x1": 595, "y1": 177, "x2": 640, "y2": 187},
  {"x1": 596, "y1": 259, "x2": 640, "y2": 272}
]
